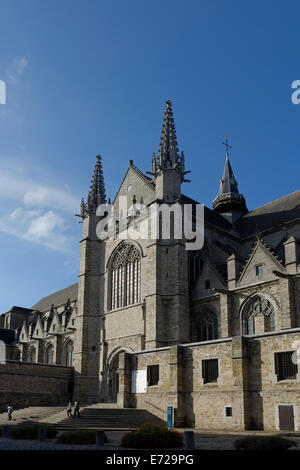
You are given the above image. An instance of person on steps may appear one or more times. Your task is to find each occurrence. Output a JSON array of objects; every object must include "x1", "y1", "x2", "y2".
[
  {"x1": 73, "y1": 400, "x2": 80, "y2": 418},
  {"x1": 67, "y1": 402, "x2": 72, "y2": 418},
  {"x1": 7, "y1": 405, "x2": 13, "y2": 421}
]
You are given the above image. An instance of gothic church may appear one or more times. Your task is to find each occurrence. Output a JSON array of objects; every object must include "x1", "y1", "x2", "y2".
[{"x1": 1, "y1": 100, "x2": 300, "y2": 431}]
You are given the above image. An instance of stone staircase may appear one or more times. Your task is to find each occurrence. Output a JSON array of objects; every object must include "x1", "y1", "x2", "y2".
[
  {"x1": 0, "y1": 403, "x2": 166, "y2": 430},
  {"x1": 54, "y1": 407, "x2": 166, "y2": 430}
]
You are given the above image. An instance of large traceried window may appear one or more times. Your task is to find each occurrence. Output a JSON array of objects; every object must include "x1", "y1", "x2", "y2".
[
  {"x1": 109, "y1": 243, "x2": 141, "y2": 310},
  {"x1": 243, "y1": 295, "x2": 275, "y2": 335},
  {"x1": 192, "y1": 311, "x2": 219, "y2": 342}
]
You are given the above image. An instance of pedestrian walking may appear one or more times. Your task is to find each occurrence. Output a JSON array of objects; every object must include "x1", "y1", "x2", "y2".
[
  {"x1": 7, "y1": 405, "x2": 13, "y2": 421},
  {"x1": 73, "y1": 400, "x2": 80, "y2": 418},
  {"x1": 67, "y1": 402, "x2": 72, "y2": 418}
]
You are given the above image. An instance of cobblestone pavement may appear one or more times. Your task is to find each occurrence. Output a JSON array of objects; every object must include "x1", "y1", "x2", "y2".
[{"x1": 0, "y1": 431, "x2": 300, "y2": 450}]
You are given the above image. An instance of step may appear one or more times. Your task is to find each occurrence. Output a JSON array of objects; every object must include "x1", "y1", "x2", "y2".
[
  {"x1": 0, "y1": 405, "x2": 166, "y2": 430},
  {"x1": 54, "y1": 406, "x2": 166, "y2": 430}
]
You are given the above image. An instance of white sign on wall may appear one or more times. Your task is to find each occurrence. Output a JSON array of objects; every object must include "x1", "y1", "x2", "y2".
[{"x1": 131, "y1": 370, "x2": 147, "y2": 393}]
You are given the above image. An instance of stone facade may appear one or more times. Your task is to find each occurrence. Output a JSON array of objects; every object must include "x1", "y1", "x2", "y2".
[{"x1": 1, "y1": 100, "x2": 300, "y2": 431}]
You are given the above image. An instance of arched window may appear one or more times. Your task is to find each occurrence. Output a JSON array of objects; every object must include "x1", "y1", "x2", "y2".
[
  {"x1": 109, "y1": 243, "x2": 141, "y2": 310},
  {"x1": 44, "y1": 343, "x2": 54, "y2": 365},
  {"x1": 63, "y1": 340, "x2": 74, "y2": 367},
  {"x1": 14, "y1": 348, "x2": 21, "y2": 361},
  {"x1": 192, "y1": 311, "x2": 218, "y2": 342},
  {"x1": 27, "y1": 346, "x2": 36, "y2": 363},
  {"x1": 243, "y1": 295, "x2": 275, "y2": 335}
]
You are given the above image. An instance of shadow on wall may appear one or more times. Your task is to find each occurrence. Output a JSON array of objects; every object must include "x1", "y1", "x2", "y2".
[
  {"x1": 182, "y1": 348, "x2": 195, "y2": 428},
  {"x1": 248, "y1": 339, "x2": 263, "y2": 430}
]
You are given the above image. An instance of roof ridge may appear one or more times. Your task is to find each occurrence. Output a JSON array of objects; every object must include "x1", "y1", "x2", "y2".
[
  {"x1": 246, "y1": 189, "x2": 300, "y2": 215},
  {"x1": 129, "y1": 160, "x2": 155, "y2": 186}
]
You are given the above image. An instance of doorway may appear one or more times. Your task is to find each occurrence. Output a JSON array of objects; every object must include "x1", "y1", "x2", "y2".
[
  {"x1": 278, "y1": 405, "x2": 295, "y2": 431},
  {"x1": 108, "y1": 353, "x2": 120, "y2": 402}
]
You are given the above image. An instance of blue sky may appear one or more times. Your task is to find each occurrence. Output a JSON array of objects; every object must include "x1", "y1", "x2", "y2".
[{"x1": 0, "y1": 0, "x2": 300, "y2": 312}]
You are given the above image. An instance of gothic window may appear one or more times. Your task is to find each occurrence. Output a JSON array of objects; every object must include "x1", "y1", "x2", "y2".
[
  {"x1": 14, "y1": 349, "x2": 21, "y2": 361},
  {"x1": 27, "y1": 346, "x2": 36, "y2": 363},
  {"x1": 109, "y1": 243, "x2": 141, "y2": 310},
  {"x1": 188, "y1": 253, "x2": 201, "y2": 284},
  {"x1": 63, "y1": 340, "x2": 74, "y2": 367},
  {"x1": 192, "y1": 311, "x2": 218, "y2": 342},
  {"x1": 45, "y1": 343, "x2": 54, "y2": 365},
  {"x1": 243, "y1": 295, "x2": 275, "y2": 335}
]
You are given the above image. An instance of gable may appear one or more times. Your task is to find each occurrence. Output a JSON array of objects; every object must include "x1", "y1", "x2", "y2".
[
  {"x1": 48, "y1": 311, "x2": 62, "y2": 334},
  {"x1": 19, "y1": 322, "x2": 28, "y2": 342},
  {"x1": 32, "y1": 314, "x2": 44, "y2": 339},
  {"x1": 113, "y1": 164, "x2": 155, "y2": 219},
  {"x1": 65, "y1": 306, "x2": 77, "y2": 330},
  {"x1": 191, "y1": 255, "x2": 226, "y2": 301},
  {"x1": 237, "y1": 240, "x2": 285, "y2": 287}
]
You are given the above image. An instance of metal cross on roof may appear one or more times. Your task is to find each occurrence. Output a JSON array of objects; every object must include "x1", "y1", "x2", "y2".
[{"x1": 222, "y1": 136, "x2": 232, "y2": 156}]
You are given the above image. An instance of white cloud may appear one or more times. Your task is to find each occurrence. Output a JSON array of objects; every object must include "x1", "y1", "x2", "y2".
[
  {"x1": 0, "y1": 162, "x2": 80, "y2": 252},
  {"x1": 14, "y1": 57, "x2": 28, "y2": 75},
  {"x1": 0, "y1": 207, "x2": 72, "y2": 252},
  {"x1": 0, "y1": 168, "x2": 79, "y2": 212},
  {"x1": 8, "y1": 56, "x2": 28, "y2": 83}
]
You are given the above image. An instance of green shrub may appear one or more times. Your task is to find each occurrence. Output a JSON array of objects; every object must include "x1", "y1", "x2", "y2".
[
  {"x1": 56, "y1": 430, "x2": 109, "y2": 445},
  {"x1": 10, "y1": 425, "x2": 57, "y2": 440},
  {"x1": 234, "y1": 435, "x2": 297, "y2": 451},
  {"x1": 121, "y1": 423, "x2": 184, "y2": 449}
]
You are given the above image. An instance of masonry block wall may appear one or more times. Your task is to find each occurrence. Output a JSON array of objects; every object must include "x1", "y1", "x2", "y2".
[
  {"x1": 0, "y1": 361, "x2": 74, "y2": 410},
  {"x1": 122, "y1": 331, "x2": 300, "y2": 431},
  {"x1": 248, "y1": 331, "x2": 300, "y2": 431}
]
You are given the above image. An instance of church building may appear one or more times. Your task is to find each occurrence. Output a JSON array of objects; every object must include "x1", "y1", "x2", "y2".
[{"x1": 1, "y1": 100, "x2": 300, "y2": 432}]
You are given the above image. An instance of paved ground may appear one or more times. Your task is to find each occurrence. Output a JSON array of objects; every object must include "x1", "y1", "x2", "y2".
[{"x1": 0, "y1": 430, "x2": 300, "y2": 450}]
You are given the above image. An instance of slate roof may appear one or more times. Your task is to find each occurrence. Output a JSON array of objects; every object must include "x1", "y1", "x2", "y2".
[
  {"x1": 8, "y1": 306, "x2": 33, "y2": 315},
  {"x1": 236, "y1": 189, "x2": 300, "y2": 237},
  {"x1": 31, "y1": 283, "x2": 78, "y2": 312},
  {"x1": 181, "y1": 194, "x2": 233, "y2": 231}
]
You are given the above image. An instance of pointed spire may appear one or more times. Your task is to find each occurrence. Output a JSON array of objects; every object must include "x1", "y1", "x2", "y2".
[
  {"x1": 76, "y1": 155, "x2": 107, "y2": 219},
  {"x1": 158, "y1": 100, "x2": 180, "y2": 168},
  {"x1": 218, "y1": 155, "x2": 239, "y2": 196},
  {"x1": 147, "y1": 100, "x2": 190, "y2": 182},
  {"x1": 87, "y1": 154, "x2": 106, "y2": 213},
  {"x1": 213, "y1": 139, "x2": 247, "y2": 224}
]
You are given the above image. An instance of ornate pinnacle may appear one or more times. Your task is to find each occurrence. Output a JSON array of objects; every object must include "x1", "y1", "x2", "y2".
[
  {"x1": 158, "y1": 100, "x2": 180, "y2": 168},
  {"x1": 87, "y1": 154, "x2": 106, "y2": 213},
  {"x1": 76, "y1": 154, "x2": 107, "y2": 220},
  {"x1": 147, "y1": 100, "x2": 190, "y2": 184}
]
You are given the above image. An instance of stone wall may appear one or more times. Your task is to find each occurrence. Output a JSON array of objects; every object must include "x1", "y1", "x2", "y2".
[
  {"x1": 248, "y1": 330, "x2": 300, "y2": 431},
  {"x1": 120, "y1": 331, "x2": 300, "y2": 431},
  {"x1": 0, "y1": 361, "x2": 74, "y2": 411},
  {"x1": 129, "y1": 348, "x2": 171, "y2": 422}
]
